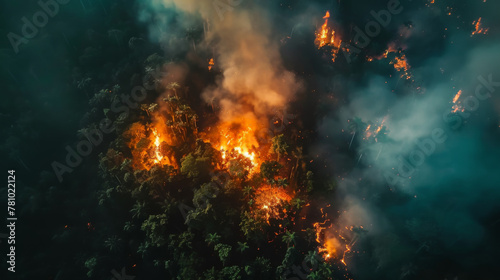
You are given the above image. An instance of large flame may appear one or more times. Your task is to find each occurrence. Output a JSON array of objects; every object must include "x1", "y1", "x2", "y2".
[
  {"x1": 315, "y1": 11, "x2": 342, "y2": 62},
  {"x1": 214, "y1": 119, "x2": 263, "y2": 172},
  {"x1": 152, "y1": 129, "x2": 164, "y2": 164},
  {"x1": 316, "y1": 11, "x2": 331, "y2": 49}
]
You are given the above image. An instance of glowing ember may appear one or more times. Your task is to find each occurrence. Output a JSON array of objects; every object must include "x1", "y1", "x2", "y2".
[
  {"x1": 315, "y1": 11, "x2": 342, "y2": 62},
  {"x1": 208, "y1": 58, "x2": 215, "y2": 71},
  {"x1": 341, "y1": 244, "x2": 352, "y2": 266},
  {"x1": 393, "y1": 55, "x2": 409, "y2": 72},
  {"x1": 254, "y1": 185, "x2": 293, "y2": 223},
  {"x1": 376, "y1": 116, "x2": 388, "y2": 134},
  {"x1": 452, "y1": 89, "x2": 462, "y2": 103},
  {"x1": 392, "y1": 54, "x2": 411, "y2": 79},
  {"x1": 472, "y1": 17, "x2": 489, "y2": 36},
  {"x1": 365, "y1": 125, "x2": 372, "y2": 138},
  {"x1": 451, "y1": 90, "x2": 464, "y2": 113},
  {"x1": 368, "y1": 44, "x2": 412, "y2": 80},
  {"x1": 364, "y1": 116, "x2": 388, "y2": 141}
]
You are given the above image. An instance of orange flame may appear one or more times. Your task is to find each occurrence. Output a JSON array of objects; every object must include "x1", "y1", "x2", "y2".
[
  {"x1": 364, "y1": 116, "x2": 387, "y2": 141},
  {"x1": 152, "y1": 129, "x2": 163, "y2": 164},
  {"x1": 217, "y1": 123, "x2": 261, "y2": 172},
  {"x1": 341, "y1": 244, "x2": 351, "y2": 265},
  {"x1": 367, "y1": 43, "x2": 412, "y2": 80},
  {"x1": 314, "y1": 221, "x2": 340, "y2": 260},
  {"x1": 452, "y1": 89, "x2": 462, "y2": 103},
  {"x1": 122, "y1": 120, "x2": 175, "y2": 170},
  {"x1": 393, "y1": 55, "x2": 409, "y2": 72},
  {"x1": 315, "y1": 11, "x2": 342, "y2": 62}
]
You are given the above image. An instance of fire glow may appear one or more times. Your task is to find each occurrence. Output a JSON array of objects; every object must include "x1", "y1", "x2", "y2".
[
  {"x1": 451, "y1": 89, "x2": 464, "y2": 113},
  {"x1": 368, "y1": 44, "x2": 412, "y2": 80},
  {"x1": 472, "y1": 17, "x2": 489, "y2": 36},
  {"x1": 255, "y1": 185, "x2": 293, "y2": 224},
  {"x1": 393, "y1": 55, "x2": 409, "y2": 73},
  {"x1": 364, "y1": 116, "x2": 388, "y2": 142},
  {"x1": 314, "y1": 221, "x2": 340, "y2": 261},
  {"x1": 208, "y1": 58, "x2": 215, "y2": 71}
]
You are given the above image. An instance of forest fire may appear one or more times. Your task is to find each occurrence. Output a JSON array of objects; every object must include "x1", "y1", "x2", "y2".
[
  {"x1": 315, "y1": 11, "x2": 342, "y2": 62},
  {"x1": 37, "y1": 0, "x2": 499, "y2": 278}
]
